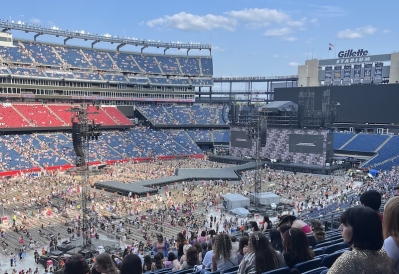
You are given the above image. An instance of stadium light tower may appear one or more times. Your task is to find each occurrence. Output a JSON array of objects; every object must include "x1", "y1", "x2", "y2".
[{"x1": 70, "y1": 103, "x2": 102, "y2": 248}]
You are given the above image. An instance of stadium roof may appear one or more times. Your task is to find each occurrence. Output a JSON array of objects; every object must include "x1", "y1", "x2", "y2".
[
  {"x1": 261, "y1": 101, "x2": 298, "y2": 113},
  {"x1": 0, "y1": 19, "x2": 212, "y2": 53}
]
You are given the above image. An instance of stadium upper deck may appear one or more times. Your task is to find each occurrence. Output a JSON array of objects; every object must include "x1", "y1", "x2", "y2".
[{"x1": 0, "y1": 40, "x2": 213, "y2": 80}]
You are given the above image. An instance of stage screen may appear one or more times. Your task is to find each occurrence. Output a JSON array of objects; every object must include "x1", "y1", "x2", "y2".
[
  {"x1": 230, "y1": 127, "x2": 332, "y2": 166},
  {"x1": 274, "y1": 85, "x2": 399, "y2": 124},
  {"x1": 230, "y1": 129, "x2": 252, "y2": 148},
  {"x1": 288, "y1": 134, "x2": 324, "y2": 154}
]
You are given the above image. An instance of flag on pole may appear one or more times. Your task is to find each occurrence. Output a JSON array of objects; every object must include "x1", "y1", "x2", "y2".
[{"x1": 329, "y1": 43, "x2": 334, "y2": 50}]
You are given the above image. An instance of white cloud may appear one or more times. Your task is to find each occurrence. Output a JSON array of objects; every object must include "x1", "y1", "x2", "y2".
[
  {"x1": 282, "y1": 36, "x2": 298, "y2": 42},
  {"x1": 29, "y1": 17, "x2": 41, "y2": 25},
  {"x1": 288, "y1": 61, "x2": 300, "y2": 67},
  {"x1": 310, "y1": 18, "x2": 318, "y2": 24},
  {"x1": 263, "y1": 27, "x2": 292, "y2": 37},
  {"x1": 309, "y1": 5, "x2": 345, "y2": 18},
  {"x1": 146, "y1": 12, "x2": 236, "y2": 32},
  {"x1": 382, "y1": 29, "x2": 391, "y2": 34},
  {"x1": 225, "y1": 8, "x2": 290, "y2": 28},
  {"x1": 337, "y1": 25, "x2": 377, "y2": 39},
  {"x1": 286, "y1": 17, "x2": 307, "y2": 28},
  {"x1": 47, "y1": 21, "x2": 56, "y2": 27},
  {"x1": 272, "y1": 54, "x2": 279, "y2": 58}
]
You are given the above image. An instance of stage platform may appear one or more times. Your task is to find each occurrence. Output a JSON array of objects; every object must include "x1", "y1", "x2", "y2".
[
  {"x1": 210, "y1": 155, "x2": 343, "y2": 175},
  {"x1": 94, "y1": 162, "x2": 257, "y2": 197}
]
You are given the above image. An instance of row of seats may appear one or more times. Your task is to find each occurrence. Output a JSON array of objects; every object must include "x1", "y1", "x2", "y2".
[
  {"x1": 0, "y1": 41, "x2": 213, "y2": 76},
  {"x1": 334, "y1": 133, "x2": 399, "y2": 170},
  {"x1": 187, "y1": 129, "x2": 230, "y2": 143},
  {"x1": 0, "y1": 128, "x2": 202, "y2": 171},
  {"x1": 138, "y1": 104, "x2": 229, "y2": 125},
  {"x1": 0, "y1": 103, "x2": 132, "y2": 128},
  {"x1": 0, "y1": 67, "x2": 213, "y2": 86}
]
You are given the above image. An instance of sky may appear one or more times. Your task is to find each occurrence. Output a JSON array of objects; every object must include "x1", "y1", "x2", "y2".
[{"x1": 1, "y1": 0, "x2": 398, "y2": 78}]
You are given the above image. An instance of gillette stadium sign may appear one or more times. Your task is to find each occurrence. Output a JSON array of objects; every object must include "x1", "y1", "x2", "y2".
[
  {"x1": 338, "y1": 49, "x2": 368, "y2": 58},
  {"x1": 319, "y1": 50, "x2": 391, "y2": 66}
]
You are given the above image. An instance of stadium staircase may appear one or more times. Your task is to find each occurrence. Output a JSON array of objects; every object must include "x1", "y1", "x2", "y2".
[
  {"x1": 338, "y1": 134, "x2": 358, "y2": 150},
  {"x1": 374, "y1": 135, "x2": 393, "y2": 152},
  {"x1": 79, "y1": 48, "x2": 94, "y2": 68},
  {"x1": 176, "y1": 59, "x2": 184, "y2": 75},
  {"x1": 106, "y1": 52, "x2": 120, "y2": 71},
  {"x1": 10, "y1": 105, "x2": 33, "y2": 126},
  {"x1": 46, "y1": 105, "x2": 69, "y2": 126}
]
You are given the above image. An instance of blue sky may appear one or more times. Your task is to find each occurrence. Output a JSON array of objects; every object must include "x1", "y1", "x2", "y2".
[{"x1": 1, "y1": 0, "x2": 398, "y2": 77}]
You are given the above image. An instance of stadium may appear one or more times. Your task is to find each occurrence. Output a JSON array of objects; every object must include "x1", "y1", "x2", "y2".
[{"x1": 0, "y1": 17, "x2": 397, "y2": 274}]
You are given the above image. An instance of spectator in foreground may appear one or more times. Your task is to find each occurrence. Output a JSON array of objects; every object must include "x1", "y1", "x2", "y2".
[
  {"x1": 383, "y1": 197, "x2": 399, "y2": 274},
  {"x1": 328, "y1": 206, "x2": 390, "y2": 274},
  {"x1": 282, "y1": 228, "x2": 314, "y2": 268},
  {"x1": 63, "y1": 254, "x2": 90, "y2": 274},
  {"x1": 310, "y1": 219, "x2": 326, "y2": 242},
  {"x1": 360, "y1": 190, "x2": 383, "y2": 221},
  {"x1": 120, "y1": 254, "x2": 142, "y2": 274},
  {"x1": 237, "y1": 232, "x2": 285, "y2": 274},
  {"x1": 95, "y1": 253, "x2": 119, "y2": 274},
  {"x1": 211, "y1": 233, "x2": 239, "y2": 272},
  {"x1": 181, "y1": 246, "x2": 200, "y2": 270},
  {"x1": 269, "y1": 229, "x2": 283, "y2": 252},
  {"x1": 236, "y1": 236, "x2": 249, "y2": 264}
]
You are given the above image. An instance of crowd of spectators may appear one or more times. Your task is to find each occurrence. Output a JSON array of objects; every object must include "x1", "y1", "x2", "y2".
[{"x1": 138, "y1": 104, "x2": 228, "y2": 126}]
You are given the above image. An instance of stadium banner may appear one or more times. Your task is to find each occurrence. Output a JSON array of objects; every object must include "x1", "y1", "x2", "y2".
[
  {"x1": 364, "y1": 63, "x2": 372, "y2": 82},
  {"x1": 374, "y1": 62, "x2": 383, "y2": 82},
  {"x1": 353, "y1": 64, "x2": 361, "y2": 84},
  {"x1": 333, "y1": 66, "x2": 342, "y2": 85},
  {"x1": 343, "y1": 65, "x2": 351, "y2": 83},
  {"x1": 324, "y1": 66, "x2": 332, "y2": 85}
]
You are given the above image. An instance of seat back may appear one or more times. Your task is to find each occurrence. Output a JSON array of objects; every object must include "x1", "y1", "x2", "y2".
[
  {"x1": 323, "y1": 243, "x2": 348, "y2": 254},
  {"x1": 321, "y1": 250, "x2": 346, "y2": 268},
  {"x1": 262, "y1": 266, "x2": 291, "y2": 274},
  {"x1": 302, "y1": 267, "x2": 328, "y2": 274},
  {"x1": 293, "y1": 258, "x2": 322, "y2": 273}
]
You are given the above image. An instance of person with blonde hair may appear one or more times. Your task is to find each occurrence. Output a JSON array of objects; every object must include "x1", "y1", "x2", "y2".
[
  {"x1": 95, "y1": 253, "x2": 119, "y2": 274},
  {"x1": 383, "y1": 196, "x2": 399, "y2": 273}
]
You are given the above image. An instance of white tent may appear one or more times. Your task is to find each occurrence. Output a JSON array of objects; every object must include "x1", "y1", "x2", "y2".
[
  {"x1": 250, "y1": 192, "x2": 280, "y2": 205},
  {"x1": 230, "y1": 207, "x2": 250, "y2": 217},
  {"x1": 222, "y1": 194, "x2": 250, "y2": 210}
]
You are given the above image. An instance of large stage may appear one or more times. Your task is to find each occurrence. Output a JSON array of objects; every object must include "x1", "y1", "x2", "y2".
[{"x1": 94, "y1": 161, "x2": 257, "y2": 196}]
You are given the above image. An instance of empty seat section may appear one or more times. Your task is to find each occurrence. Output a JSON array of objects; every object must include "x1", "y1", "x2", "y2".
[
  {"x1": 9, "y1": 67, "x2": 45, "y2": 77},
  {"x1": 22, "y1": 42, "x2": 62, "y2": 66},
  {"x1": 342, "y1": 134, "x2": 389, "y2": 152},
  {"x1": 101, "y1": 74, "x2": 127, "y2": 82},
  {"x1": 74, "y1": 72, "x2": 102, "y2": 81},
  {"x1": 87, "y1": 106, "x2": 118, "y2": 126},
  {"x1": 0, "y1": 105, "x2": 31, "y2": 128},
  {"x1": 178, "y1": 57, "x2": 200, "y2": 75},
  {"x1": 133, "y1": 54, "x2": 161, "y2": 74},
  {"x1": 0, "y1": 42, "x2": 32, "y2": 63},
  {"x1": 333, "y1": 133, "x2": 355, "y2": 149},
  {"x1": 13, "y1": 104, "x2": 64, "y2": 127},
  {"x1": 82, "y1": 49, "x2": 116, "y2": 70},
  {"x1": 53, "y1": 47, "x2": 90, "y2": 68},
  {"x1": 46, "y1": 105, "x2": 74, "y2": 126},
  {"x1": 102, "y1": 107, "x2": 133, "y2": 125},
  {"x1": 201, "y1": 57, "x2": 213, "y2": 76},
  {"x1": 156, "y1": 56, "x2": 181, "y2": 75},
  {"x1": 108, "y1": 52, "x2": 141, "y2": 73}
]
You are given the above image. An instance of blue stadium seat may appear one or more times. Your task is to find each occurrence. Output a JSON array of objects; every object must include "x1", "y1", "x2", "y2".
[
  {"x1": 321, "y1": 250, "x2": 346, "y2": 268},
  {"x1": 223, "y1": 266, "x2": 239, "y2": 273},
  {"x1": 313, "y1": 248, "x2": 324, "y2": 256},
  {"x1": 173, "y1": 269, "x2": 194, "y2": 274},
  {"x1": 323, "y1": 242, "x2": 348, "y2": 254},
  {"x1": 293, "y1": 258, "x2": 322, "y2": 273},
  {"x1": 262, "y1": 266, "x2": 290, "y2": 274},
  {"x1": 302, "y1": 267, "x2": 328, "y2": 274}
]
